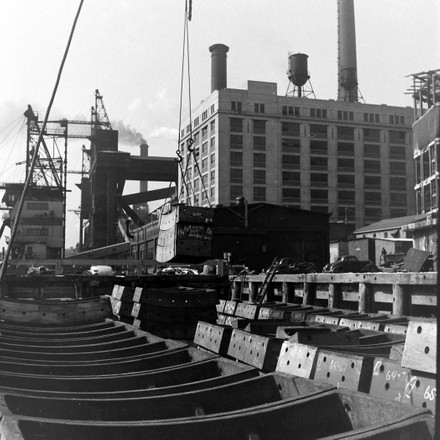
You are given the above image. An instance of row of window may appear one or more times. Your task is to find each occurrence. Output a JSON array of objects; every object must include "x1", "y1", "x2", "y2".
[
  {"x1": 231, "y1": 119, "x2": 407, "y2": 143},
  {"x1": 227, "y1": 186, "x2": 407, "y2": 207},
  {"x1": 229, "y1": 102, "x2": 407, "y2": 126},
  {"x1": 281, "y1": 172, "x2": 406, "y2": 189},
  {"x1": 182, "y1": 106, "x2": 216, "y2": 138}
]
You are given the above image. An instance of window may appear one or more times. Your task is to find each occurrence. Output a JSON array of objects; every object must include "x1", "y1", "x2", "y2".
[
  {"x1": 310, "y1": 108, "x2": 327, "y2": 118},
  {"x1": 210, "y1": 120, "x2": 215, "y2": 131},
  {"x1": 253, "y1": 186, "x2": 266, "y2": 201},
  {"x1": 210, "y1": 170, "x2": 215, "y2": 182},
  {"x1": 210, "y1": 187, "x2": 215, "y2": 198},
  {"x1": 337, "y1": 143, "x2": 354, "y2": 156},
  {"x1": 201, "y1": 110, "x2": 208, "y2": 121},
  {"x1": 311, "y1": 173, "x2": 328, "y2": 187},
  {"x1": 282, "y1": 187, "x2": 300, "y2": 202},
  {"x1": 337, "y1": 110, "x2": 353, "y2": 121},
  {"x1": 201, "y1": 141, "x2": 208, "y2": 156},
  {"x1": 390, "y1": 161, "x2": 406, "y2": 174},
  {"x1": 254, "y1": 103, "x2": 265, "y2": 113},
  {"x1": 337, "y1": 126, "x2": 354, "y2": 140},
  {"x1": 230, "y1": 118, "x2": 243, "y2": 132},
  {"x1": 364, "y1": 175, "x2": 381, "y2": 188},
  {"x1": 194, "y1": 117, "x2": 200, "y2": 127},
  {"x1": 310, "y1": 140, "x2": 327, "y2": 155},
  {"x1": 210, "y1": 104, "x2": 215, "y2": 114},
  {"x1": 230, "y1": 185, "x2": 243, "y2": 200},
  {"x1": 364, "y1": 144, "x2": 380, "y2": 158},
  {"x1": 231, "y1": 101, "x2": 242, "y2": 112},
  {"x1": 202, "y1": 158, "x2": 208, "y2": 171},
  {"x1": 253, "y1": 136, "x2": 266, "y2": 150},
  {"x1": 365, "y1": 207, "x2": 381, "y2": 222},
  {"x1": 365, "y1": 191, "x2": 382, "y2": 204},
  {"x1": 230, "y1": 134, "x2": 243, "y2": 149},
  {"x1": 201, "y1": 126, "x2": 208, "y2": 139},
  {"x1": 364, "y1": 128, "x2": 381, "y2": 142},
  {"x1": 310, "y1": 124, "x2": 328, "y2": 138},
  {"x1": 390, "y1": 177, "x2": 406, "y2": 190},
  {"x1": 391, "y1": 192, "x2": 407, "y2": 204},
  {"x1": 282, "y1": 122, "x2": 300, "y2": 137},
  {"x1": 389, "y1": 130, "x2": 406, "y2": 145},
  {"x1": 253, "y1": 170, "x2": 266, "y2": 184},
  {"x1": 390, "y1": 145, "x2": 406, "y2": 160},
  {"x1": 338, "y1": 158, "x2": 354, "y2": 171},
  {"x1": 282, "y1": 155, "x2": 300, "y2": 169},
  {"x1": 194, "y1": 178, "x2": 199, "y2": 189},
  {"x1": 210, "y1": 153, "x2": 215, "y2": 165},
  {"x1": 282, "y1": 171, "x2": 300, "y2": 185},
  {"x1": 282, "y1": 138, "x2": 300, "y2": 153},
  {"x1": 338, "y1": 174, "x2": 355, "y2": 187},
  {"x1": 282, "y1": 105, "x2": 298, "y2": 116},
  {"x1": 311, "y1": 189, "x2": 328, "y2": 202},
  {"x1": 338, "y1": 191, "x2": 355, "y2": 203},
  {"x1": 253, "y1": 120, "x2": 266, "y2": 135},
  {"x1": 230, "y1": 151, "x2": 243, "y2": 167},
  {"x1": 210, "y1": 136, "x2": 215, "y2": 149},
  {"x1": 253, "y1": 153, "x2": 266, "y2": 168},
  {"x1": 390, "y1": 115, "x2": 405, "y2": 125},
  {"x1": 364, "y1": 113, "x2": 380, "y2": 123},
  {"x1": 230, "y1": 168, "x2": 243, "y2": 183},
  {"x1": 364, "y1": 160, "x2": 381, "y2": 174},
  {"x1": 310, "y1": 156, "x2": 327, "y2": 170}
]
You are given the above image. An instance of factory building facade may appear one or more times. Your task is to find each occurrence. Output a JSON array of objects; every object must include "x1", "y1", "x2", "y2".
[{"x1": 178, "y1": 80, "x2": 415, "y2": 229}]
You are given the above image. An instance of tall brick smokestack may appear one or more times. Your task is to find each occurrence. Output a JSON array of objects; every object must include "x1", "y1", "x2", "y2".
[
  {"x1": 337, "y1": 0, "x2": 358, "y2": 102},
  {"x1": 209, "y1": 44, "x2": 229, "y2": 92}
]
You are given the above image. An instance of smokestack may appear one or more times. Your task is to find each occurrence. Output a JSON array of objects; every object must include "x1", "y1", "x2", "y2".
[
  {"x1": 209, "y1": 44, "x2": 229, "y2": 92},
  {"x1": 337, "y1": 0, "x2": 358, "y2": 102}
]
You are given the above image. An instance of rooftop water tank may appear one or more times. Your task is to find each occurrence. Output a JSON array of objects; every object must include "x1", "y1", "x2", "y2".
[{"x1": 287, "y1": 53, "x2": 310, "y2": 87}]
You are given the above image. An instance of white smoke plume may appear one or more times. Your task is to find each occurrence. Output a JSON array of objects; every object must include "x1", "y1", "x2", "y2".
[{"x1": 113, "y1": 120, "x2": 146, "y2": 146}]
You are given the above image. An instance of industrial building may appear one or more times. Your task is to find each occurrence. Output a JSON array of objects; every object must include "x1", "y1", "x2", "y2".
[
  {"x1": 178, "y1": 0, "x2": 415, "y2": 231},
  {"x1": 0, "y1": 184, "x2": 64, "y2": 259}
]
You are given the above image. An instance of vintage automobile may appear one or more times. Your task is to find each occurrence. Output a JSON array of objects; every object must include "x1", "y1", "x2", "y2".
[{"x1": 323, "y1": 255, "x2": 380, "y2": 273}]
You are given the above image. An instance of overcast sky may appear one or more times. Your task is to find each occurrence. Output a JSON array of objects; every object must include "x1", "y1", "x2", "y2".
[{"x1": 0, "y1": 0, "x2": 438, "y2": 249}]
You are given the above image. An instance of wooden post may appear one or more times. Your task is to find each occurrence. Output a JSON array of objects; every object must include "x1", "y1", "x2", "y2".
[
  {"x1": 303, "y1": 280, "x2": 316, "y2": 306},
  {"x1": 328, "y1": 283, "x2": 342, "y2": 309},
  {"x1": 282, "y1": 282, "x2": 294, "y2": 303},
  {"x1": 358, "y1": 282, "x2": 373, "y2": 314},
  {"x1": 393, "y1": 283, "x2": 411, "y2": 316},
  {"x1": 249, "y1": 282, "x2": 258, "y2": 303},
  {"x1": 231, "y1": 280, "x2": 241, "y2": 301}
]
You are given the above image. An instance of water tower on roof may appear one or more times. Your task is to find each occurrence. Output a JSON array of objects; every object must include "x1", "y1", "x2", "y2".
[{"x1": 286, "y1": 53, "x2": 315, "y2": 98}]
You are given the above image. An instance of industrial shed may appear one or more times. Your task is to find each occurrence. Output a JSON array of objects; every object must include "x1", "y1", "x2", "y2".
[{"x1": 211, "y1": 203, "x2": 330, "y2": 272}]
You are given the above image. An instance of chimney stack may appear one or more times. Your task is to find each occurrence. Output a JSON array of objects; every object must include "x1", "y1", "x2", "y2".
[
  {"x1": 337, "y1": 0, "x2": 358, "y2": 102},
  {"x1": 209, "y1": 44, "x2": 229, "y2": 92}
]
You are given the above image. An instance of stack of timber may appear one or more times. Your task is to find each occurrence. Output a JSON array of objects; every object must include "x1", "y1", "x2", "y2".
[
  {"x1": 0, "y1": 296, "x2": 433, "y2": 439},
  {"x1": 110, "y1": 284, "x2": 218, "y2": 339},
  {"x1": 198, "y1": 300, "x2": 437, "y2": 415}
]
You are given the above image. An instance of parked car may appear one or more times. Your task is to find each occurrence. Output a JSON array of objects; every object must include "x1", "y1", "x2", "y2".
[
  {"x1": 323, "y1": 255, "x2": 380, "y2": 273},
  {"x1": 84, "y1": 265, "x2": 114, "y2": 276},
  {"x1": 27, "y1": 265, "x2": 54, "y2": 276}
]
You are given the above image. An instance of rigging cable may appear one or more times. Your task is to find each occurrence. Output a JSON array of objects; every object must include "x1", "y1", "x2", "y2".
[
  {"x1": 175, "y1": 0, "x2": 211, "y2": 207},
  {"x1": 0, "y1": 0, "x2": 85, "y2": 284}
]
